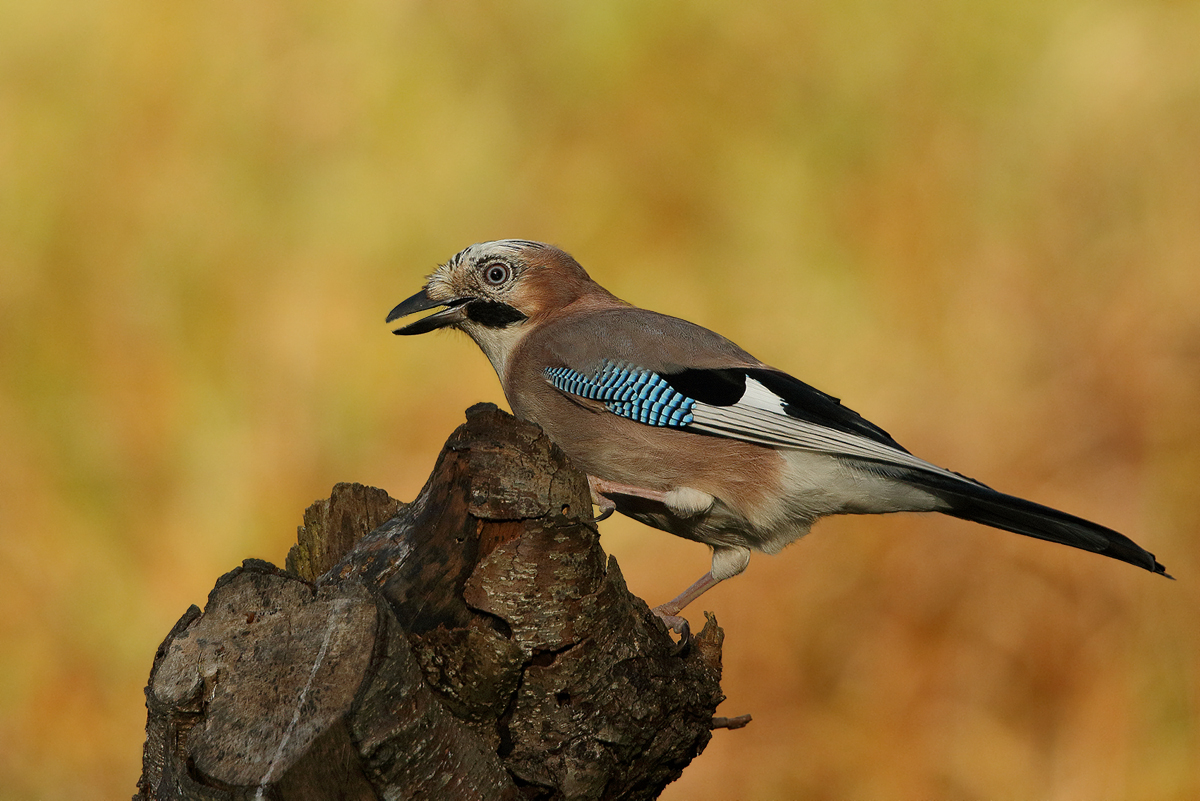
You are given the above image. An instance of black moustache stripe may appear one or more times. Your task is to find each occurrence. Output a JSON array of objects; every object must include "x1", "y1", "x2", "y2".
[{"x1": 466, "y1": 300, "x2": 527, "y2": 328}]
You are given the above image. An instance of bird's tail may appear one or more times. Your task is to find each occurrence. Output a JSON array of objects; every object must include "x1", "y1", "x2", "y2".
[{"x1": 883, "y1": 464, "x2": 1171, "y2": 577}]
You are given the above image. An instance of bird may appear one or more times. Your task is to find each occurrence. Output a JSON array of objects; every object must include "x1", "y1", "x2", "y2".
[{"x1": 387, "y1": 239, "x2": 1170, "y2": 631}]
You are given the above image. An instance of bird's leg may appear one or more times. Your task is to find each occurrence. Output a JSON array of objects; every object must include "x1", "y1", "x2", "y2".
[
  {"x1": 588, "y1": 475, "x2": 670, "y2": 505},
  {"x1": 655, "y1": 571, "x2": 720, "y2": 616},
  {"x1": 587, "y1": 475, "x2": 669, "y2": 522},
  {"x1": 651, "y1": 571, "x2": 721, "y2": 636},
  {"x1": 587, "y1": 476, "x2": 714, "y2": 518}
]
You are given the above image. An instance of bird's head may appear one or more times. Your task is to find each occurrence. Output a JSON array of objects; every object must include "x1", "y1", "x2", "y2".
[{"x1": 387, "y1": 239, "x2": 623, "y2": 374}]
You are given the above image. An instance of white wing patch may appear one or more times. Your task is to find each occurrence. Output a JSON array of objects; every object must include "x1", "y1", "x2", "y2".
[{"x1": 737, "y1": 376, "x2": 788, "y2": 413}]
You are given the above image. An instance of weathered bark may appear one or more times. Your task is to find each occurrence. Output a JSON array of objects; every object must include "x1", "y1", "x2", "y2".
[{"x1": 137, "y1": 403, "x2": 731, "y2": 800}]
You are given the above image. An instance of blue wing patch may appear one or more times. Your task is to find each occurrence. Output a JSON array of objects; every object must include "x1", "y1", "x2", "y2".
[{"x1": 545, "y1": 362, "x2": 695, "y2": 427}]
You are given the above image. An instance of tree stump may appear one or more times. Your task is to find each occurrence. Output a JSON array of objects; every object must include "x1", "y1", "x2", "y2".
[{"x1": 136, "y1": 403, "x2": 730, "y2": 800}]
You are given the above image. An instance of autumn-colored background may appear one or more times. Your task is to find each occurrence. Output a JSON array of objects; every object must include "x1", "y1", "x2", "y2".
[{"x1": 2, "y1": 0, "x2": 1198, "y2": 798}]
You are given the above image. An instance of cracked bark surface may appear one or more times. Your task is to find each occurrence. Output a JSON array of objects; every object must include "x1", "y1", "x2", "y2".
[{"x1": 136, "y1": 403, "x2": 729, "y2": 800}]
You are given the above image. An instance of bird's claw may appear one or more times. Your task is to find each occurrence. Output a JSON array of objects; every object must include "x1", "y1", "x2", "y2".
[
  {"x1": 587, "y1": 475, "x2": 619, "y2": 523},
  {"x1": 652, "y1": 607, "x2": 692, "y2": 651},
  {"x1": 588, "y1": 505, "x2": 615, "y2": 523}
]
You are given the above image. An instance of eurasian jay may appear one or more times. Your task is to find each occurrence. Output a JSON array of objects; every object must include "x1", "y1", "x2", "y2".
[{"x1": 387, "y1": 240, "x2": 1169, "y2": 630}]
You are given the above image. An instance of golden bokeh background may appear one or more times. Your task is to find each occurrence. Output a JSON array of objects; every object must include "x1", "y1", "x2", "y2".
[{"x1": 2, "y1": 1, "x2": 1198, "y2": 798}]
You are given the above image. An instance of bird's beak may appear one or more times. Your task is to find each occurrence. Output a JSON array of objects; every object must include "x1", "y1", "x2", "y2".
[{"x1": 386, "y1": 289, "x2": 470, "y2": 335}]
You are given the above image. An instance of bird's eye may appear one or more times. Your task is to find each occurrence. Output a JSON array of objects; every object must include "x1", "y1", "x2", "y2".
[{"x1": 483, "y1": 262, "x2": 510, "y2": 285}]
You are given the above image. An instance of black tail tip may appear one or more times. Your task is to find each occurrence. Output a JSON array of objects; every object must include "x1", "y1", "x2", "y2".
[{"x1": 1150, "y1": 557, "x2": 1173, "y2": 580}]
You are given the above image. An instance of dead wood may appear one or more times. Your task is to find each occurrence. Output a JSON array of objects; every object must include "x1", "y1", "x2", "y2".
[{"x1": 137, "y1": 403, "x2": 729, "y2": 800}]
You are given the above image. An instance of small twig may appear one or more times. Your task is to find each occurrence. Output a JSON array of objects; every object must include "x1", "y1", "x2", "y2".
[{"x1": 711, "y1": 714, "x2": 752, "y2": 730}]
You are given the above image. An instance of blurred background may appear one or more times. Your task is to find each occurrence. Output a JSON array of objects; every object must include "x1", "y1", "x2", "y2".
[{"x1": 2, "y1": 0, "x2": 1198, "y2": 797}]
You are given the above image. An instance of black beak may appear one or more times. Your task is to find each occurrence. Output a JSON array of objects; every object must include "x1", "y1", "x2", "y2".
[{"x1": 386, "y1": 289, "x2": 469, "y2": 335}]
